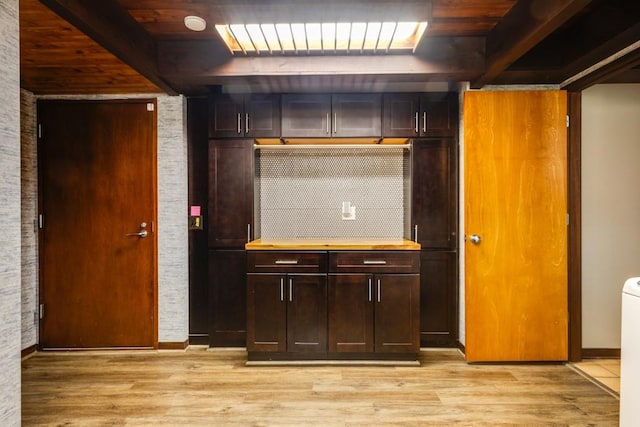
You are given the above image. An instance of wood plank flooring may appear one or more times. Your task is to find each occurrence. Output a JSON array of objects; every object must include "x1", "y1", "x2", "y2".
[{"x1": 21, "y1": 348, "x2": 619, "y2": 426}]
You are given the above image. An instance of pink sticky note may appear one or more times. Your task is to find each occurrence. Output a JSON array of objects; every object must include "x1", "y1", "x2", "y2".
[{"x1": 190, "y1": 205, "x2": 201, "y2": 216}]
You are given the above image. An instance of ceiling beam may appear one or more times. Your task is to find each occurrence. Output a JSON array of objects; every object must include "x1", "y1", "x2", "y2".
[
  {"x1": 471, "y1": 0, "x2": 592, "y2": 88},
  {"x1": 562, "y1": 44, "x2": 640, "y2": 91},
  {"x1": 158, "y1": 36, "x2": 485, "y2": 91},
  {"x1": 558, "y1": 20, "x2": 640, "y2": 84},
  {"x1": 210, "y1": 0, "x2": 432, "y2": 23},
  {"x1": 38, "y1": 0, "x2": 177, "y2": 95}
]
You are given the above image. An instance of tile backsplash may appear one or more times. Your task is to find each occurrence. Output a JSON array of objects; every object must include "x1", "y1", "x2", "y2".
[{"x1": 256, "y1": 147, "x2": 410, "y2": 240}]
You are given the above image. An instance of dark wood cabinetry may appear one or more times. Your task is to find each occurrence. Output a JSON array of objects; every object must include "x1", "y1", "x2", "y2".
[
  {"x1": 209, "y1": 94, "x2": 280, "y2": 138},
  {"x1": 420, "y1": 251, "x2": 457, "y2": 346},
  {"x1": 411, "y1": 135, "x2": 459, "y2": 348},
  {"x1": 246, "y1": 250, "x2": 419, "y2": 360},
  {"x1": 328, "y1": 273, "x2": 419, "y2": 355},
  {"x1": 281, "y1": 93, "x2": 381, "y2": 137},
  {"x1": 208, "y1": 139, "x2": 253, "y2": 247},
  {"x1": 383, "y1": 93, "x2": 457, "y2": 138},
  {"x1": 191, "y1": 91, "x2": 460, "y2": 349},
  {"x1": 247, "y1": 251, "x2": 328, "y2": 358},
  {"x1": 412, "y1": 138, "x2": 457, "y2": 249},
  {"x1": 328, "y1": 251, "x2": 420, "y2": 356},
  {"x1": 332, "y1": 94, "x2": 381, "y2": 137},
  {"x1": 209, "y1": 249, "x2": 247, "y2": 346},
  {"x1": 206, "y1": 139, "x2": 253, "y2": 347},
  {"x1": 281, "y1": 94, "x2": 330, "y2": 137},
  {"x1": 247, "y1": 273, "x2": 327, "y2": 355}
]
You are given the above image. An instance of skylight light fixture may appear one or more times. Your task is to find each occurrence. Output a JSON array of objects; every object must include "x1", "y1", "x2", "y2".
[{"x1": 215, "y1": 21, "x2": 428, "y2": 56}]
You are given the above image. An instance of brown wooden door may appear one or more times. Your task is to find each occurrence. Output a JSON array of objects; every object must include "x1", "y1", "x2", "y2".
[
  {"x1": 420, "y1": 251, "x2": 457, "y2": 347},
  {"x1": 38, "y1": 99, "x2": 156, "y2": 349},
  {"x1": 245, "y1": 94, "x2": 281, "y2": 138},
  {"x1": 281, "y1": 94, "x2": 331, "y2": 137},
  {"x1": 419, "y1": 93, "x2": 457, "y2": 137},
  {"x1": 464, "y1": 90, "x2": 568, "y2": 362},
  {"x1": 246, "y1": 274, "x2": 286, "y2": 352},
  {"x1": 209, "y1": 249, "x2": 246, "y2": 346},
  {"x1": 374, "y1": 274, "x2": 420, "y2": 353},
  {"x1": 328, "y1": 274, "x2": 374, "y2": 353},
  {"x1": 208, "y1": 139, "x2": 253, "y2": 247},
  {"x1": 332, "y1": 93, "x2": 382, "y2": 137},
  {"x1": 412, "y1": 138, "x2": 457, "y2": 249},
  {"x1": 208, "y1": 94, "x2": 244, "y2": 138},
  {"x1": 287, "y1": 274, "x2": 327, "y2": 353},
  {"x1": 382, "y1": 93, "x2": 420, "y2": 137}
]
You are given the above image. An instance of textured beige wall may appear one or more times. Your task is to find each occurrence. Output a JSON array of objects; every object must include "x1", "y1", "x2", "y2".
[{"x1": 582, "y1": 84, "x2": 640, "y2": 348}]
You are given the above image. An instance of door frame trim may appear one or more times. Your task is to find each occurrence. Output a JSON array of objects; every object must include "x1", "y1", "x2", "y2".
[{"x1": 567, "y1": 92, "x2": 582, "y2": 362}]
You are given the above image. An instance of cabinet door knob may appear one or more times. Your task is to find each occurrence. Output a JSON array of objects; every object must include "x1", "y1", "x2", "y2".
[{"x1": 469, "y1": 234, "x2": 482, "y2": 245}]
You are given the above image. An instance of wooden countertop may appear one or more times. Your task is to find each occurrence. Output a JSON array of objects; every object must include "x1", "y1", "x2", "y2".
[{"x1": 245, "y1": 239, "x2": 421, "y2": 250}]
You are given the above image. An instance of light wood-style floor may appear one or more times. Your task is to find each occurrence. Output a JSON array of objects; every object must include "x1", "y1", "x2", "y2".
[{"x1": 22, "y1": 348, "x2": 619, "y2": 426}]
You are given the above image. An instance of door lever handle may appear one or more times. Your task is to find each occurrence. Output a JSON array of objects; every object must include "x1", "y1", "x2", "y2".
[{"x1": 126, "y1": 230, "x2": 148, "y2": 238}]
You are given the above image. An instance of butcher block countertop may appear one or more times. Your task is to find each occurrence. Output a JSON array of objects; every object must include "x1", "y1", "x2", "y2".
[{"x1": 245, "y1": 239, "x2": 420, "y2": 250}]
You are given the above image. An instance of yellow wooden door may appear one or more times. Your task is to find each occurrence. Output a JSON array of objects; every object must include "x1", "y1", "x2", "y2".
[{"x1": 464, "y1": 90, "x2": 568, "y2": 362}]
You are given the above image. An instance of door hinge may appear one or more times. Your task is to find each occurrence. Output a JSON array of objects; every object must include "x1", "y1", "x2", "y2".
[
  {"x1": 566, "y1": 115, "x2": 570, "y2": 128},
  {"x1": 147, "y1": 103, "x2": 154, "y2": 112},
  {"x1": 39, "y1": 303, "x2": 45, "y2": 320},
  {"x1": 38, "y1": 214, "x2": 44, "y2": 229},
  {"x1": 38, "y1": 124, "x2": 42, "y2": 138},
  {"x1": 567, "y1": 213, "x2": 570, "y2": 225}
]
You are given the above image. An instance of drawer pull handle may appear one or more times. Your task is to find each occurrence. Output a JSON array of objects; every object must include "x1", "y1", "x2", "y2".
[
  {"x1": 363, "y1": 260, "x2": 387, "y2": 265},
  {"x1": 275, "y1": 260, "x2": 299, "y2": 265}
]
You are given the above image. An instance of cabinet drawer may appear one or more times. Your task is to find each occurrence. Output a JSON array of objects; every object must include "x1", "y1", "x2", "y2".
[
  {"x1": 329, "y1": 251, "x2": 420, "y2": 273},
  {"x1": 248, "y1": 251, "x2": 327, "y2": 273}
]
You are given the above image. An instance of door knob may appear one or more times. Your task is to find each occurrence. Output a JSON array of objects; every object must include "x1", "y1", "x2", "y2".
[
  {"x1": 126, "y1": 222, "x2": 148, "y2": 238},
  {"x1": 469, "y1": 234, "x2": 481, "y2": 245},
  {"x1": 126, "y1": 229, "x2": 148, "y2": 238}
]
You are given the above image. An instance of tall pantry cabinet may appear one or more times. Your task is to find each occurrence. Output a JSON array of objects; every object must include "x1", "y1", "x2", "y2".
[{"x1": 203, "y1": 95, "x2": 280, "y2": 346}]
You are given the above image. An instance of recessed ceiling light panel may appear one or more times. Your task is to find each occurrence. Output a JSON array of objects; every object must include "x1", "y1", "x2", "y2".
[{"x1": 215, "y1": 20, "x2": 428, "y2": 56}]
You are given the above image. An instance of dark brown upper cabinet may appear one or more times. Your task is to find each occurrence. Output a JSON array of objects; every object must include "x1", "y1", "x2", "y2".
[
  {"x1": 411, "y1": 138, "x2": 457, "y2": 249},
  {"x1": 209, "y1": 94, "x2": 280, "y2": 138},
  {"x1": 208, "y1": 139, "x2": 253, "y2": 247},
  {"x1": 281, "y1": 93, "x2": 381, "y2": 138},
  {"x1": 331, "y1": 94, "x2": 381, "y2": 137},
  {"x1": 383, "y1": 93, "x2": 458, "y2": 138}
]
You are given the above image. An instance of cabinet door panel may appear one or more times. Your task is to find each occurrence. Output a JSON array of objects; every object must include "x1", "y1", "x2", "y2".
[
  {"x1": 281, "y1": 94, "x2": 331, "y2": 137},
  {"x1": 412, "y1": 139, "x2": 457, "y2": 249},
  {"x1": 247, "y1": 274, "x2": 286, "y2": 352},
  {"x1": 420, "y1": 251, "x2": 457, "y2": 347},
  {"x1": 420, "y1": 93, "x2": 457, "y2": 137},
  {"x1": 287, "y1": 274, "x2": 327, "y2": 353},
  {"x1": 375, "y1": 274, "x2": 420, "y2": 353},
  {"x1": 383, "y1": 93, "x2": 420, "y2": 137},
  {"x1": 209, "y1": 94, "x2": 243, "y2": 138},
  {"x1": 208, "y1": 139, "x2": 253, "y2": 247},
  {"x1": 333, "y1": 94, "x2": 381, "y2": 137},
  {"x1": 209, "y1": 250, "x2": 247, "y2": 346},
  {"x1": 328, "y1": 274, "x2": 374, "y2": 353},
  {"x1": 246, "y1": 94, "x2": 280, "y2": 137}
]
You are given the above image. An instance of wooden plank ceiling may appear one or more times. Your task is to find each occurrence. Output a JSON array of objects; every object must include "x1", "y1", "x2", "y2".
[{"x1": 19, "y1": 0, "x2": 640, "y2": 95}]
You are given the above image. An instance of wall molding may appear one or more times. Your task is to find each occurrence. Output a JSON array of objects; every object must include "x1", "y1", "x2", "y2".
[
  {"x1": 582, "y1": 348, "x2": 620, "y2": 359},
  {"x1": 21, "y1": 344, "x2": 37, "y2": 359},
  {"x1": 158, "y1": 339, "x2": 189, "y2": 350}
]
